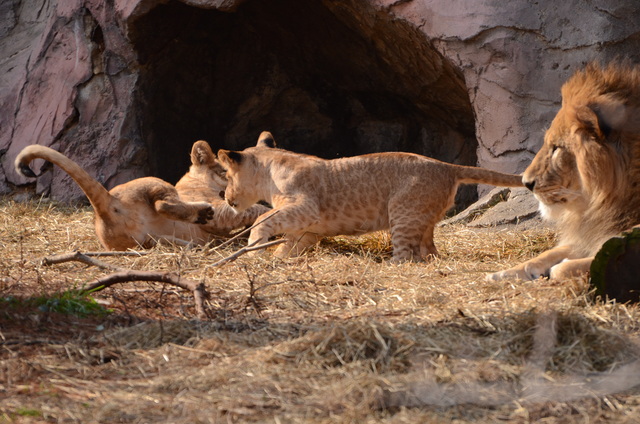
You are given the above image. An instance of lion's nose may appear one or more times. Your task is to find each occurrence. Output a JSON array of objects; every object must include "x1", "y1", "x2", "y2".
[{"x1": 523, "y1": 179, "x2": 536, "y2": 191}]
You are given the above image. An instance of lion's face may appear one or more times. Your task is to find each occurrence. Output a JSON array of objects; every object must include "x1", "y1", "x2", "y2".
[
  {"x1": 189, "y1": 140, "x2": 228, "y2": 189},
  {"x1": 216, "y1": 132, "x2": 277, "y2": 212},
  {"x1": 217, "y1": 149, "x2": 262, "y2": 212},
  {"x1": 522, "y1": 111, "x2": 587, "y2": 220},
  {"x1": 200, "y1": 160, "x2": 228, "y2": 190}
]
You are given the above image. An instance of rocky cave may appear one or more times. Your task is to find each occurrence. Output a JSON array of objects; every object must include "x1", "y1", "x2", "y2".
[
  {"x1": 128, "y1": 0, "x2": 478, "y2": 203},
  {"x1": 4, "y1": 0, "x2": 639, "y2": 205}
]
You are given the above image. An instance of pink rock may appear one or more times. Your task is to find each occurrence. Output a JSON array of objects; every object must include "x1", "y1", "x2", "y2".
[{"x1": 1, "y1": 0, "x2": 639, "y2": 205}]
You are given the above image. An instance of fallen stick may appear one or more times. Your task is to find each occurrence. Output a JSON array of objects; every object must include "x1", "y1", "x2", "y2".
[
  {"x1": 79, "y1": 251, "x2": 148, "y2": 257},
  {"x1": 43, "y1": 250, "x2": 147, "y2": 259},
  {"x1": 41, "y1": 251, "x2": 127, "y2": 271},
  {"x1": 80, "y1": 271, "x2": 208, "y2": 318}
]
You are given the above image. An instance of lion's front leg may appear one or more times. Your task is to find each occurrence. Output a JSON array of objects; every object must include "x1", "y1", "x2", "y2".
[
  {"x1": 274, "y1": 232, "x2": 322, "y2": 258},
  {"x1": 549, "y1": 257, "x2": 593, "y2": 279},
  {"x1": 248, "y1": 203, "x2": 319, "y2": 256},
  {"x1": 486, "y1": 245, "x2": 573, "y2": 282}
]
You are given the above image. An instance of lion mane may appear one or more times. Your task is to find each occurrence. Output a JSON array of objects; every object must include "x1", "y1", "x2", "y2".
[{"x1": 489, "y1": 61, "x2": 640, "y2": 281}]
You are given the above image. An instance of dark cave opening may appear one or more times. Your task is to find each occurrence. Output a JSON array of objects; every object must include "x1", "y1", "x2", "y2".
[{"x1": 129, "y1": 0, "x2": 478, "y2": 204}]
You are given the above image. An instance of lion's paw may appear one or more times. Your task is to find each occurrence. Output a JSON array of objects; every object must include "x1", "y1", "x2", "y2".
[{"x1": 195, "y1": 205, "x2": 214, "y2": 224}]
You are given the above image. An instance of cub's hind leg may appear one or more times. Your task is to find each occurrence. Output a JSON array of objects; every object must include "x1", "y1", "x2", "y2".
[
  {"x1": 419, "y1": 222, "x2": 438, "y2": 260},
  {"x1": 156, "y1": 199, "x2": 214, "y2": 224},
  {"x1": 128, "y1": 177, "x2": 213, "y2": 224},
  {"x1": 148, "y1": 181, "x2": 214, "y2": 224},
  {"x1": 388, "y1": 191, "x2": 440, "y2": 262},
  {"x1": 389, "y1": 211, "x2": 435, "y2": 262}
]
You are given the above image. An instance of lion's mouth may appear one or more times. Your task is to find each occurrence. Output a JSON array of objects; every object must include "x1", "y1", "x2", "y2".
[
  {"x1": 532, "y1": 183, "x2": 579, "y2": 202},
  {"x1": 536, "y1": 194, "x2": 567, "y2": 205}
]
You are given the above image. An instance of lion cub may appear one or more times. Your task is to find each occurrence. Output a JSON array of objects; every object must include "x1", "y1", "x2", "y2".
[
  {"x1": 15, "y1": 145, "x2": 214, "y2": 250},
  {"x1": 175, "y1": 140, "x2": 271, "y2": 237},
  {"x1": 217, "y1": 132, "x2": 523, "y2": 261}
]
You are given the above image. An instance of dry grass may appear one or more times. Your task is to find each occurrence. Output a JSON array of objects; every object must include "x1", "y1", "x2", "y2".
[{"x1": 1, "y1": 198, "x2": 639, "y2": 423}]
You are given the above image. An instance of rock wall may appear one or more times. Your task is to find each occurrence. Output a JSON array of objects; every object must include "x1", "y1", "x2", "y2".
[
  {"x1": 380, "y1": 0, "x2": 640, "y2": 174},
  {"x1": 1, "y1": 0, "x2": 639, "y2": 204}
]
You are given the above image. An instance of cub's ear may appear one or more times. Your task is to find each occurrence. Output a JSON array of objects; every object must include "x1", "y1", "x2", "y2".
[
  {"x1": 575, "y1": 96, "x2": 627, "y2": 141},
  {"x1": 190, "y1": 140, "x2": 216, "y2": 166},
  {"x1": 217, "y1": 149, "x2": 243, "y2": 168},
  {"x1": 256, "y1": 131, "x2": 276, "y2": 148}
]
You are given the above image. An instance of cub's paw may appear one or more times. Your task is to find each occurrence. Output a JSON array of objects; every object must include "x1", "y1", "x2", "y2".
[{"x1": 195, "y1": 205, "x2": 214, "y2": 224}]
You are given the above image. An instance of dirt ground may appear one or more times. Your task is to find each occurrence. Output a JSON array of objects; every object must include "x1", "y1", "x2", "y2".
[{"x1": 1, "y1": 199, "x2": 639, "y2": 423}]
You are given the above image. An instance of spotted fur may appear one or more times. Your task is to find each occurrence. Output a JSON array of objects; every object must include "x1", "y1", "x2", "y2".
[{"x1": 218, "y1": 132, "x2": 523, "y2": 261}]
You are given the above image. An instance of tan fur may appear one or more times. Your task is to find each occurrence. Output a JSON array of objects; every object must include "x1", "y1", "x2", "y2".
[
  {"x1": 488, "y1": 62, "x2": 640, "y2": 281},
  {"x1": 15, "y1": 145, "x2": 214, "y2": 250},
  {"x1": 175, "y1": 140, "x2": 271, "y2": 237},
  {"x1": 217, "y1": 132, "x2": 524, "y2": 261}
]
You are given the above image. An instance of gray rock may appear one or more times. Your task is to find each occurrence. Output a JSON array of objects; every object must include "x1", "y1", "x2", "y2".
[{"x1": 443, "y1": 187, "x2": 545, "y2": 230}]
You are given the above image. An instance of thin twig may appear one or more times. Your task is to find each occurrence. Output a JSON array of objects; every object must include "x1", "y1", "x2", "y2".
[
  {"x1": 82, "y1": 251, "x2": 149, "y2": 257},
  {"x1": 214, "y1": 210, "x2": 280, "y2": 250},
  {"x1": 207, "y1": 239, "x2": 285, "y2": 268}
]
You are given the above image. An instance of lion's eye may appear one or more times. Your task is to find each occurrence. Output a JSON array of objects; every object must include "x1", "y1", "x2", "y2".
[{"x1": 550, "y1": 145, "x2": 562, "y2": 158}]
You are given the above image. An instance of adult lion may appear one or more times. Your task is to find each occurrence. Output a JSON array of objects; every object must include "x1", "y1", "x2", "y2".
[{"x1": 488, "y1": 62, "x2": 640, "y2": 281}]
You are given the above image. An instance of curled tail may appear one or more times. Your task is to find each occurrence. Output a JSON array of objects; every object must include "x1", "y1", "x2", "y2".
[
  {"x1": 15, "y1": 145, "x2": 112, "y2": 210},
  {"x1": 454, "y1": 165, "x2": 523, "y2": 187}
]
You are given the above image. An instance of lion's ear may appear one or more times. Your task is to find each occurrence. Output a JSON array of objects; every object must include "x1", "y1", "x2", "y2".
[
  {"x1": 256, "y1": 131, "x2": 276, "y2": 148},
  {"x1": 576, "y1": 97, "x2": 627, "y2": 141},
  {"x1": 217, "y1": 149, "x2": 243, "y2": 168},
  {"x1": 191, "y1": 140, "x2": 216, "y2": 166}
]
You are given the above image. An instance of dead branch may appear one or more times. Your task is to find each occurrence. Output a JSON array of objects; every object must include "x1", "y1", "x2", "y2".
[
  {"x1": 45, "y1": 250, "x2": 147, "y2": 258},
  {"x1": 80, "y1": 271, "x2": 208, "y2": 318},
  {"x1": 83, "y1": 251, "x2": 149, "y2": 257},
  {"x1": 41, "y1": 251, "x2": 127, "y2": 271}
]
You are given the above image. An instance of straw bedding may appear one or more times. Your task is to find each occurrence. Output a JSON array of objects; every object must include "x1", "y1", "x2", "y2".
[{"x1": 1, "y1": 198, "x2": 639, "y2": 423}]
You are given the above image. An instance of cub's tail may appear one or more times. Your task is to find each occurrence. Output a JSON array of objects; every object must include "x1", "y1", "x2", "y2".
[
  {"x1": 15, "y1": 145, "x2": 112, "y2": 211},
  {"x1": 454, "y1": 165, "x2": 523, "y2": 187}
]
